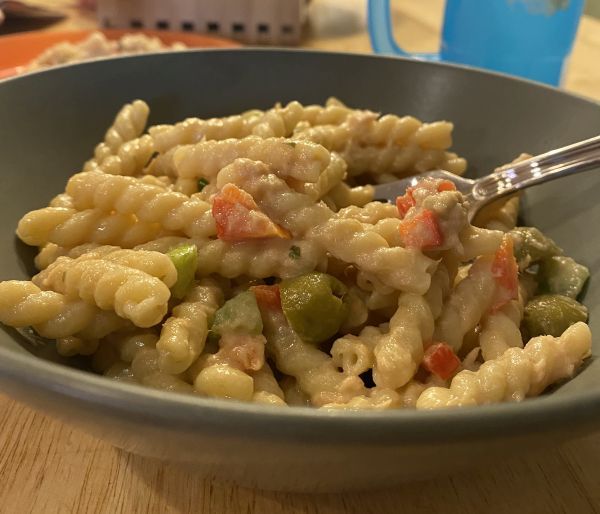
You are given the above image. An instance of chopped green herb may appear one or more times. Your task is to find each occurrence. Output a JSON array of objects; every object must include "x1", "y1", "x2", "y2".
[
  {"x1": 197, "y1": 178, "x2": 209, "y2": 192},
  {"x1": 145, "y1": 151, "x2": 160, "y2": 168},
  {"x1": 285, "y1": 141, "x2": 297, "y2": 148},
  {"x1": 289, "y1": 245, "x2": 301, "y2": 259}
]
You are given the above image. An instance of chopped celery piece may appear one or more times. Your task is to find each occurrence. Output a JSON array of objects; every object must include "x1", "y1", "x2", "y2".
[
  {"x1": 524, "y1": 294, "x2": 587, "y2": 337},
  {"x1": 539, "y1": 256, "x2": 589, "y2": 299},
  {"x1": 212, "y1": 291, "x2": 263, "y2": 336},
  {"x1": 166, "y1": 243, "x2": 198, "y2": 299},
  {"x1": 280, "y1": 272, "x2": 348, "y2": 344},
  {"x1": 510, "y1": 227, "x2": 562, "y2": 269}
]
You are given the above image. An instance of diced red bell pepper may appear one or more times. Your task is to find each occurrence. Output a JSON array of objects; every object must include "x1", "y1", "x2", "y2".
[
  {"x1": 396, "y1": 180, "x2": 456, "y2": 218},
  {"x1": 396, "y1": 189, "x2": 416, "y2": 218},
  {"x1": 491, "y1": 235, "x2": 519, "y2": 309},
  {"x1": 251, "y1": 284, "x2": 282, "y2": 311},
  {"x1": 422, "y1": 342, "x2": 461, "y2": 380},
  {"x1": 436, "y1": 180, "x2": 457, "y2": 192},
  {"x1": 399, "y1": 208, "x2": 444, "y2": 250},
  {"x1": 212, "y1": 184, "x2": 291, "y2": 242}
]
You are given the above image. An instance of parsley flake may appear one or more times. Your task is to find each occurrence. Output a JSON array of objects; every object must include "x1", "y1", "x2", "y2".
[
  {"x1": 197, "y1": 178, "x2": 209, "y2": 191},
  {"x1": 289, "y1": 245, "x2": 301, "y2": 260},
  {"x1": 144, "y1": 151, "x2": 160, "y2": 168}
]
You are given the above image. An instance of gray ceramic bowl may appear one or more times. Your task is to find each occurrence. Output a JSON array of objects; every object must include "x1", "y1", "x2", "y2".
[{"x1": 0, "y1": 50, "x2": 598, "y2": 492}]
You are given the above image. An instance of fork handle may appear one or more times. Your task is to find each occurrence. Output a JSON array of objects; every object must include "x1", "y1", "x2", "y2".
[{"x1": 469, "y1": 134, "x2": 600, "y2": 204}]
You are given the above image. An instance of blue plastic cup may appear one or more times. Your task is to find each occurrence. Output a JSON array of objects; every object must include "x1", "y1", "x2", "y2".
[{"x1": 368, "y1": 0, "x2": 585, "y2": 86}]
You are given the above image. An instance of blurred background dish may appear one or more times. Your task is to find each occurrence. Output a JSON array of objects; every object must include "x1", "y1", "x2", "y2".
[{"x1": 0, "y1": 28, "x2": 238, "y2": 78}]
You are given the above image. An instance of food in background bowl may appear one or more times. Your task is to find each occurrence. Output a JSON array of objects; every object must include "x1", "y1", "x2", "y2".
[
  {"x1": 25, "y1": 31, "x2": 186, "y2": 71},
  {"x1": 0, "y1": 29, "x2": 238, "y2": 79},
  {"x1": 0, "y1": 97, "x2": 591, "y2": 410}
]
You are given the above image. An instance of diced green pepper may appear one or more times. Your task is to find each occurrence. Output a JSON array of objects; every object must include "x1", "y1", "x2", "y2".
[
  {"x1": 538, "y1": 256, "x2": 589, "y2": 299},
  {"x1": 166, "y1": 243, "x2": 198, "y2": 299},
  {"x1": 211, "y1": 291, "x2": 263, "y2": 336},
  {"x1": 510, "y1": 227, "x2": 562, "y2": 269},
  {"x1": 280, "y1": 272, "x2": 349, "y2": 344},
  {"x1": 523, "y1": 294, "x2": 588, "y2": 337}
]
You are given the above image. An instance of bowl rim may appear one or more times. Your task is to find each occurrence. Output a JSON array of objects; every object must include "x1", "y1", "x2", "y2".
[
  {"x1": 1, "y1": 341, "x2": 598, "y2": 444},
  {"x1": 2, "y1": 46, "x2": 600, "y2": 107},
  {"x1": 0, "y1": 48, "x2": 598, "y2": 443}
]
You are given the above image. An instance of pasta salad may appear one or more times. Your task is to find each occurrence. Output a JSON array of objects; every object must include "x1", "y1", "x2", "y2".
[{"x1": 0, "y1": 98, "x2": 592, "y2": 410}]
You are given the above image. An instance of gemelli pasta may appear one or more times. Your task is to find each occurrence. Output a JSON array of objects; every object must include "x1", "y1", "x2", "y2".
[{"x1": 0, "y1": 98, "x2": 592, "y2": 410}]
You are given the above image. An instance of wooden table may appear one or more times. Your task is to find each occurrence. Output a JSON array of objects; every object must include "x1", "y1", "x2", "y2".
[{"x1": 2, "y1": 1, "x2": 600, "y2": 512}]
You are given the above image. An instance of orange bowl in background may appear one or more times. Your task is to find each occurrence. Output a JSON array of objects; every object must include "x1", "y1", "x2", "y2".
[{"x1": 0, "y1": 29, "x2": 239, "y2": 79}]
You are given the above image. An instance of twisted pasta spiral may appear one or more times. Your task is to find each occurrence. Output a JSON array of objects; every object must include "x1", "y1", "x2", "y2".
[
  {"x1": 17, "y1": 207, "x2": 162, "y2": 248},
  {"x1": 33, "y1": 256, "x2": 171, "y2": 327},
  {"x1": 66, "y1": 171, "x2": 216, "y2": 238},
  {"x1": 417, "y1": 322, "x2": 592, "y2": 409}
]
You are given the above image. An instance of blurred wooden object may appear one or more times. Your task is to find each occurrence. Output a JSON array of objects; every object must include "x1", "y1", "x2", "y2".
[{"x1": 1, "y1": 1, "x2": 600, "y2": 513}]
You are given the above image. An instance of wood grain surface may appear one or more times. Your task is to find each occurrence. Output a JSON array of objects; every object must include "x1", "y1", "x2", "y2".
[
  {"x1": 2, "y1": 1, "x2": 600, "y2": 512},
  {"x1": 1, "y1": 393, "x2": 600, "y2": 514}
]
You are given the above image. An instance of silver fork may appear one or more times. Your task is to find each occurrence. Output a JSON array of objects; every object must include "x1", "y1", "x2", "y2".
[{"x1": 372, "y1": 134, "x2": 600, "y2": 220}]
